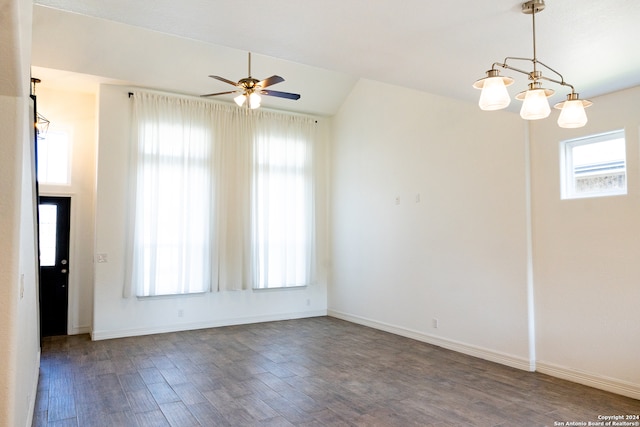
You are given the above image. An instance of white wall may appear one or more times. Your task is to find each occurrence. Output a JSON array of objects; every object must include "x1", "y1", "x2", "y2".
[
  {"x1": 329, "y1": 79, "x2": 533, "y2": 370},
  {"x1": 93, "y1": 85, "x2": 328, "y2": 340},
  {"x1": 531, "y1": 85, "x2": 640, "y2": 398},
  {"x1": 330, "y1": 79, "x2": 640, "y2": 399},
  {"x1": 0, "y1": 0, "x2": 40, "y2": 426},
  {"x1": 37, "y1": 87, "x2": 97, "y2": 334}
]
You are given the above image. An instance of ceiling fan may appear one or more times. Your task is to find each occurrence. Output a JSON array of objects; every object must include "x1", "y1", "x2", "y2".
[{"x1": 201, "y1": 52, "x2": 301, "y2": 109}]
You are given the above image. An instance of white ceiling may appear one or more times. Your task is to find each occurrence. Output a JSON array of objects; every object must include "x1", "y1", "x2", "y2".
[{"x1": 32, "y1": 0, "x2": 640, "y2": 115}]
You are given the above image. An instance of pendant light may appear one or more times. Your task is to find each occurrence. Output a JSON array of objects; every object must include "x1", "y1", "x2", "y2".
[
  {"x1": 473, "y1": 0, "x2": 592, "y2": 128},
  {"x1": 555, "y1": 93, "x2": 592, "y2": 128},
  {"x1": 30, "y1": 77, "x2": 51, "y2": 139},
  {"x1": 516, "y1": 81, "x2": 554, "y2": 120},
  {"x1": 474, "y1": 69, "x2": 514, "y2": 111}
]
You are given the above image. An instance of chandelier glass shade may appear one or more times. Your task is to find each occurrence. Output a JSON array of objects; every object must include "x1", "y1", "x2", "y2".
[
  {"x1": 515, "y1": 82, "x2": 555, "y2": 120},
  {"x1": 474, "y1": 71, "x2": 514, "y2": 111},
  {"x1": 36, "y1": 113, "x2": 50, "y2": 138},
  {"x1": 519, "y1": 88, "x2": 551, "y2": 120},
  {"x1": 555, "y1": 93, "x2": 592, "y2": 128},
  {"x1": 473, "y1": 0, "x2": 592, "y2": 128}
]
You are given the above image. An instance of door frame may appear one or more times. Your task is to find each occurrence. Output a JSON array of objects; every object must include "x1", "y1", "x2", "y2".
[{"x1": 38, "y1": 193, "x2": 75, "y2": 336}]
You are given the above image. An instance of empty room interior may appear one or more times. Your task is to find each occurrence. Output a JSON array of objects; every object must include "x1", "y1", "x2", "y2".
[{"x1": 1, "y1": 0, "x2": 640, "y2": 425}]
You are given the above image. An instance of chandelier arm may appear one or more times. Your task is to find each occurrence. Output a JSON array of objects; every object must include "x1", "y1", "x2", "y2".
[
  {"x1": 536, "y1": 75, "x2": 576, "y2": 92},
  {"x1": 532, "y1": 59, "x2": 566, "y2": 84},
  {"x1": 499, "y1": 57, "x2": 539, "y2": 76},
  {"x1": 492, "y1": 62, "x2": 532, "y2": 78},
  {"x1": 500, "y1": 57, "x2": 566, "y2": 83},
  {"x1": 502, "y1": 56, "x2": 535, "y2": 65},
  {"x1": 495, "y1": 57, "x2": 575, "y2": 92}
]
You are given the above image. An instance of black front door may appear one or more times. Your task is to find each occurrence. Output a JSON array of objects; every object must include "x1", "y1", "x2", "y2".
[{"x1": 38, "y1": 196, "x2": 71, "y2": 337}]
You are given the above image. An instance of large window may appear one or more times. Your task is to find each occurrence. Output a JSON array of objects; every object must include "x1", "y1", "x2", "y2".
[
  {"x1": 253, "y1": 135, "x2": 314, "y2": 289},
  {"x1": 560, "y1": 130, "x2": 626, "y2": 200},
  {"x1": 128, "y1": 92, "x2": 317, "y2": 297},
  {"x1": 131, "y1": 122, "x2": 213, "y2": 296},
  {"x1": 129, "y1": 96, "x2": 215, "y2": 297}
]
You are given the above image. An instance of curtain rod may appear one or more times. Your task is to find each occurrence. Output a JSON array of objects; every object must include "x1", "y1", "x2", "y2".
[{"x1": 127, "y1": 90, "x2": 318, "y2": 123}]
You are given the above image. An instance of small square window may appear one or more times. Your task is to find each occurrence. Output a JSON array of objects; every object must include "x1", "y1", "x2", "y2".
[{"x1": 560, "y1": 130, "x2": 626, "y2": 200}]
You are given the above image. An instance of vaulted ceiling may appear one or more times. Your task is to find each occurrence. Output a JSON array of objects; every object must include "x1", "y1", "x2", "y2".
[{"x1": 32, "y1": 0, "x2": 640, "y2": 116}]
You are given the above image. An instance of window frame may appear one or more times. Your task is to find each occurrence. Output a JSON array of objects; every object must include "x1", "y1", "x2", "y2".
[
  {"x1": 560, "y1": 129, "x2": 627, "y2": 200},
  {"x1": 37, "y1": 129, "x2": 73, "y2": 186}
]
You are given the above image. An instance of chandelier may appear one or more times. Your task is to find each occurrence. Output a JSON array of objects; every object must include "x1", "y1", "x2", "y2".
[{"x1": 473, "y1": 0, "x2": 592, "y2": 128}]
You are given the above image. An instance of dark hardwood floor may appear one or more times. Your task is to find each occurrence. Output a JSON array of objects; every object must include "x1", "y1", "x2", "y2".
[{"x1": 32, "y1": 316, "x2": 639, "y2": 426}]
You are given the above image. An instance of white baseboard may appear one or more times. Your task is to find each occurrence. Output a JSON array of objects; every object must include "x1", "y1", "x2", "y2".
[
  {"x1": 537, "y1": 361, "x2": 640, "y2": 400},
  {"x1": 327, "y1": 309, "x2": 534, "y2": 372},
  {"x1": 91, "y1": 310, "x2": 327, "y2": 341},
  {"x1": 328, "y1": 310, "x2": 640, "y2": 401},
  {"x1": 69, "y1": 325, "x2": 91, "y2": 335}
]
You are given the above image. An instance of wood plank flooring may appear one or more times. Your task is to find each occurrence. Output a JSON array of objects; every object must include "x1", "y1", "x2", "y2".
[{"x1": 32, "y1": 316, "x2": 639, "y2": 426}]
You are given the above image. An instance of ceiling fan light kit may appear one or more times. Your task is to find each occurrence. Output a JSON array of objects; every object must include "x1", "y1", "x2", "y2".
[
  {"x1": 235, "y1": 92, "x2": 261, "y2": 109},
  {"x1": 473, "y1": 0, "x2": 592, "y2": 128},
  {"x1": 202, "y1": 52, "x2": 300, "y2": 109}
]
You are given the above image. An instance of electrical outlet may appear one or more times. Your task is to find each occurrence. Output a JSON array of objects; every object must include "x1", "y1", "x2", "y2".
[
  {"x1": 306, "y1": 299, "x2": 311, "y2": 306},
  {"x1": 432, "y1": 318, "x2": 439, "y2": 329},
  {"x1": 178, "y1": 309, "x2": 184, "y2": 318}
]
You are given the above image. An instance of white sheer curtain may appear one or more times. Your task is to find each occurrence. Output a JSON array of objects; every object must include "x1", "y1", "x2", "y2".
[
  {"x1": 251, "y1": 112, "x2": 316, "y2": 289},
  {"x1": 126, "y1": 91, "x2": 317, "y2": 297},
  {"x1": 215, "y1": 110, "x2": 252, "y2": 291},
  {"x1": 127, "y1": 93, "x2": 220, "y2": 296}
]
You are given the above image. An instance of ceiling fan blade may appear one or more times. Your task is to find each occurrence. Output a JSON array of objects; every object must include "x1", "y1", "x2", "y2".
[
  {"x1": 260, "y1": 90, "x2": 301, "y2": 100},
  {"x1": 201, "y1": 91, "x2": 238, "y2": 97},
  {"x1": 209, "y1": 75, "x2": 238, "y2": 87},
  {"x1": 259, "y1": 75, "x2": 285, "y2": 88}
]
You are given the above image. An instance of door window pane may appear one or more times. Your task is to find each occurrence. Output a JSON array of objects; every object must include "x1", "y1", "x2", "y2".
[{"x1": 39, "y1": 204, "x2": 57, "y2": 266}]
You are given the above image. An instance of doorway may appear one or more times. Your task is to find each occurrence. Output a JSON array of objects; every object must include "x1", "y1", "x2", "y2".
[{"x1": 38, "y1": 196, "x2": 71, "y2": 337}]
